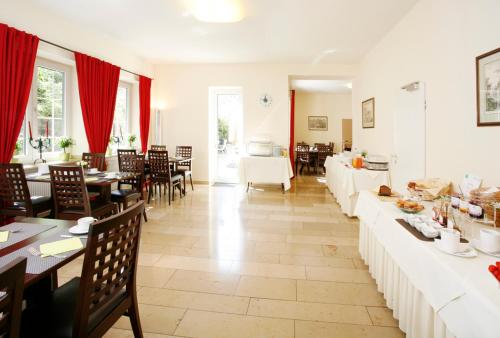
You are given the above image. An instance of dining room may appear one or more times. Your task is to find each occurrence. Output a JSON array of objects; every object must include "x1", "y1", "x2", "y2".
[{"x1": 1, "y1": 0, "x2": 500, "y2": 337}]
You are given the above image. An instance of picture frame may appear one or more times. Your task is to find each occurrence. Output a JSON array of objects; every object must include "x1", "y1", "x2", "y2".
[
  {"x1": 476, "y1": 46, "x2": 500, "y2": 126},
  {"x1": 362, "y1": 97, "x2": 375, "y2": 128},
  {"x1": 308, "y1": 116, "x2": 328, "y2": 131}
]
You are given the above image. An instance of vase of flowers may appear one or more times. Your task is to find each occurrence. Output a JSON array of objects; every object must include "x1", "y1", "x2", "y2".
[
  {"x1": 128, "y1": 134, "x2": 137, "y2": 148},
  {"x1": 58, "y1": 137, "x2": 75, "y2": 161}
]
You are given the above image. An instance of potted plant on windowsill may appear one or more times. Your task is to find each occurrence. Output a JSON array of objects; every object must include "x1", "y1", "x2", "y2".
[
  {"x1": 128, "y1": 134, "x2": 136, "y2": 148},
  {"x1": 11, "y1": 141, "x2": 22, "y2": 163},
  {"x1": 58, "y1": 137, "x2": 75, "y2": 161}
]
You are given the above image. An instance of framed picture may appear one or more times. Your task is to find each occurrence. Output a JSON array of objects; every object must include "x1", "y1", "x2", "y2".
[
  {"x1": 308, "y1": 116, "x2": 328, "y2": 131},
  {"x1": 477, "y1": 47, "x2": 500, "y2": 126},
  {"x1": 362, "y1": 97, "x2": 375, "y2": 128}
]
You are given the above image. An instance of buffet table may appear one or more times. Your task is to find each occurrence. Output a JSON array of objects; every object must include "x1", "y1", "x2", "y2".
[
  {"x1": 355, "y1": 190, "x2": 500, "y2": 338},
  {"x1": 325, "y1": 155, "x2": 390, "y2": 216},
  {"x1": 240, "y1": 156, "x2": 293, "y2": 192}
]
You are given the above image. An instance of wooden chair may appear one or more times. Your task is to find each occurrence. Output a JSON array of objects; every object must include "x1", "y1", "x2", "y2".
[
  {"x1": 150, "y1": 145, "x2": 166, "y2": 151},
  {"x1": 117, "y1": 149, "x2": 136, "y2": 172},
  {"x1": 20, "y1": 202, "x2": 145, "y2": 338},
  {"x1": 49, "y1": 165, "x2": 117, "y2": 220},
  {"x1": 0, "y1": 163, "x2": 52, "y2": 220},
  {"x1": 317, "y1": 144, "x2": 331, "y2": 174},
  {"x1": 328, "y1": 142, "x2": 335, "y2": 153},
  {"x1": 111, "y1": 154, "x2": 147, "y2": 222},
  {"x1": 81, "y1": 153, "x2": 106, "y2": 171},
  {"x1": 0, "y1": 257, "x2": 26, "y2": 338},
  {"x1": 295, "y1": 144, "x2": 314, "y2": 175},
  {"x1": 175, "y1": 145, "x2": 193, "y2": 191},
  {"x1": 147, "y1": 150, "x2": 183, "y2": 205},
  {"x1": 314, "y1": 143, "x2": 326, "y2": 147}
]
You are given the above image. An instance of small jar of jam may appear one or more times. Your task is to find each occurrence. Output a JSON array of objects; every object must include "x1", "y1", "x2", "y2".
[
  {"x1": 451, "y1": 195, "x2": 460, "y2": 209},
  {"x1": 468, "y1": 201, "x2": 484, "y2": 219}
]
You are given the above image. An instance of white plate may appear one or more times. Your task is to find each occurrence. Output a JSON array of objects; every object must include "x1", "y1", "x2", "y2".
[
  {"x1": 434, "y1": 239, "x2": 477, "y2": 258},
  {"x1": 472, "y1": 239, "x2": 500, "y2": 258},
  {"x1": 69, "y1": 225, "x2": 88, "y2": 235}
]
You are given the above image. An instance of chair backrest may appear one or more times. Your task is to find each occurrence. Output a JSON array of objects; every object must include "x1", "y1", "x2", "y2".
[
  {"x1": 150, "y1": 145, "x2": 166, "y2": 151},
  {"x1": 296, "y1": 144, "x2": 311, "y2": 161},
  {"x1": 297, "y1": 142, "x2": 308, "y2": 147},
  {"x1": 328, "y1": 142, "x2": 335, "y2": 153},
  {"x1": 49, "y1": 165, "x2": 91, "y2": 219},
  {"x1": 175, "y1": 146, "x2": 192, "y2": 170},
  {"x1": 317, "y1": 144, "x2": 331, "y2": 161},
  {"x1": 118, "y1": 154, "x2": 145, "y2": 192},
  {"x1": 148, "y1": 150, "x2": 172, "y2": 181},
  {"x1": 82, "y1": 153, "x2": 106, "y2": 171},
  {"x1": 0, "y1": 257, "x2": 26, "y2": 338},
  {"x1": 117, "y1": 149, "x2": 136, "y2": 172},
  {"x1": 74, "y1": 201, "x2": 144, "y2": 337},
  {"x1": 0, "y1": 163, "x2": 32, "y2": 215},
  {"x1": 314, "y1": 143, "x2": 326, "y2": 147}
]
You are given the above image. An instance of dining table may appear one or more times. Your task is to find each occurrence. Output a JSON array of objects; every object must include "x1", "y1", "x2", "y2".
[
  {"x1": 26, "y1": 171, "x2": 140, "y2": 202},
  {"x1": 0, "y1": 217, "x2": 83, "y2": 306},
  {"x1": 355, "y1": 190, "x2": 500, "y2": 338}
]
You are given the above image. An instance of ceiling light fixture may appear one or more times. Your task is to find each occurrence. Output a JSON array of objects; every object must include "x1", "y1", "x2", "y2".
[{"x1": 190, "y1": 0, "x2": 244, "y2": 23}]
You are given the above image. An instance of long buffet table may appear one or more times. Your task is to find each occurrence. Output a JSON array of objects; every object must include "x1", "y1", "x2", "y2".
[
  {"x1": 325, "y1": 155, "x2": 390, "y2": 216},
  {"x1": 355, "y1": 190, "x2": 500, "y2": 338}
]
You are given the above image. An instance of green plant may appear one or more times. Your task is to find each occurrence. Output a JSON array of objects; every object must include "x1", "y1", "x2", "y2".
[
  {"x1": 14, "y1": 140, "x2": 22, "y2": 155},
  {"x1": 58, "y1": 137, "x2": 75, "y2": 153},
  {"x1": 218, "y1": 118, "x2": 229, "y2": 143},
  {"x1": 128, "y1": 134, "x2": 137, "y2": 144}
]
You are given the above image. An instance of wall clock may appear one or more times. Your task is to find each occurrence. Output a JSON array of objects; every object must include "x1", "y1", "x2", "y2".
[{"x1": 259, "y1": 94, "x2": 272, "y2": 107}]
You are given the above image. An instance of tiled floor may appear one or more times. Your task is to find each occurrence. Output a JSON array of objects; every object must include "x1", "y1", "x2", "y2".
[{"x1": 59, "y1": 175, "x2": 405, "y2": 337}]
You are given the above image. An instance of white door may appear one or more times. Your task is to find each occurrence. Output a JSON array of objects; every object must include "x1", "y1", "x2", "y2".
[
  {"x1": 391, "y1": 82, "x2": 426, "y2": 193},
  {"x1": 209, "y1": 87, "x2": 243, "y2": 184}
]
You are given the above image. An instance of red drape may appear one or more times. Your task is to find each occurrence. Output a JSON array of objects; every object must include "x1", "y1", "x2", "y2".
[
  {"x1": 139, "y1": 75, "x2": 152, "y2": 153},
  {"x1": 289, "y1": 90, "x2": 295, "y2": 178},
  {"x1": 0, "y1": 23, "x2": 39, "y2": 163},
  {"x1": 75, "y1": 52, "x2": 120, "y2": 153}
]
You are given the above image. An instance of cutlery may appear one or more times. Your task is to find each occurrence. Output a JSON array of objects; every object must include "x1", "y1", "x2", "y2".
[
  {"x1": 27, "y1": 247, "x2": 67, "y2": 259},
  {"x1": 60, "y1": 235, "x2": 87, "y2": 239}
]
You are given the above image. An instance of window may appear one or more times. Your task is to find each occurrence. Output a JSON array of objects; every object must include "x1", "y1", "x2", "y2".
[
  {"x1": 111, "y1": 82, "x2": 131, "y2": 152},
  {"x1": 35, "y1": 66, "x2": 65, "y2": 152},
  {"x1": 17, "y1": 58, "x2": 70, "y2": 161}
]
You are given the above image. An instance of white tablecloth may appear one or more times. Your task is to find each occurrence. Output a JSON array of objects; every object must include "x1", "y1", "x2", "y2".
[
  {"x1": 325, "y1": 155, "x2": 390, "y2": 216},
  {"x1": 240, "y1": 156, "x2": 293, "y2": 191},
  {"x1": 355, "y1": 190, "x2": 500, "y2": 338}
]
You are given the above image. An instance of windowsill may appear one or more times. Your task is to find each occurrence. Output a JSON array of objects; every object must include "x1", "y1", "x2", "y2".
[{"x1": 17, "y1": 154, "x2": 118, "y2": 174}]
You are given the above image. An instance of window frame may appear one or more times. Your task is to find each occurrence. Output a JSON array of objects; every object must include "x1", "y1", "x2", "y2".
[
  {"x1": 110, "y1": 81, "x2": 132, "y2": 154},
  {"x1": 15, "y1": 57, "x2": 71, "y2": 162}
]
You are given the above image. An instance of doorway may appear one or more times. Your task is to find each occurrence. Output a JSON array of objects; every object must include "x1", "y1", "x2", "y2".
[
  {"x1": 209, "y1": 87, "x2": 243, "y2": 184},
  {"x1": 392, "y1": 82, "x2": 426, "y2": 192},
  {"x1": 342, "y1": 119, "x2": 352, "y2": 151}
]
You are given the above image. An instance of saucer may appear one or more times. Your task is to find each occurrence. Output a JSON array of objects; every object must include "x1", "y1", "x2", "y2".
[
  {"x1": 472, "y1": 239, "x2": 500, "y2": 258},
  {"x1": 69, "y1": 225, "x2": 89, "y2": 235},
  {"x1": 434, "y1": 239, "x2": 477, "y2": 258}
]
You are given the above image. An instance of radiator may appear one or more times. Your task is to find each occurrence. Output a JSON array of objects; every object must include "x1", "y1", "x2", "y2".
[{"x1": 28, "y1": 182, "x2": 51, "y2": 197}]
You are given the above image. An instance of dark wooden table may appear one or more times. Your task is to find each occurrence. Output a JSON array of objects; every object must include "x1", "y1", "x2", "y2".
[
  {"x1": 26, "y1": 171, "x2": 140, "y2": 202},
  {"x1": 0, "y1": 217, "x2": 82, "y2": 288}
]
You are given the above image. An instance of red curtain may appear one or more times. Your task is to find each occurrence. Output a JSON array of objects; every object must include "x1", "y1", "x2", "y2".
[
  {"x1": 0, "y1": 23, "x2": 39, "y2": 163},
  {"x1": 75, "y1": 52, "x2": 120, "y2": 153},
  {"x1": 289, "y1": 90, "x2": 295, "y2": 178},
  {"x1": 139, "y1": 76, "x2": 152, "y2": 153}
]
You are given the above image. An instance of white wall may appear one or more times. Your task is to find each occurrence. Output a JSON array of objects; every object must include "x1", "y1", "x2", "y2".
[
  {"x1": 152, "y1": 63, "x2": 357, "y2": 181},
  {"x1": 0, "y1": 0, "x2": 153, "y2": 157},
  {"x1": 352, "y1": 0, "x2": 500, "y2": 186},
  {"x1": 294, "y1": 92, "x2": 352, "y2": 152}
]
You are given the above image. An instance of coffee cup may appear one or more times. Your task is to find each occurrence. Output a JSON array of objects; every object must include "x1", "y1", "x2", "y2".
[
  {"x1": 479, "y1": 229, "x2": 500, "y2": 253},
  {"x1": 76, "y1": 217, "x2": 96, "y2": 233},
  {"x1": 440, "y1": 228, "x2": 460, "y2": 253}
]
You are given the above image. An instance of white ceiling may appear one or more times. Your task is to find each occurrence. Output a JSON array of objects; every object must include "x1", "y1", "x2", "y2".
[
  {"x1": 290, "y1": 79, "x2": 352, "y2": 93},
  {"x1": 29, "y1": 0, "x2": 417, "y2": 64}
]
